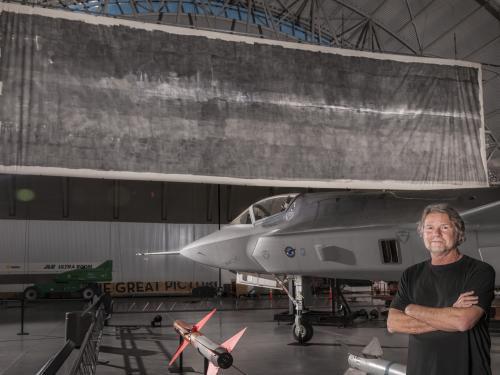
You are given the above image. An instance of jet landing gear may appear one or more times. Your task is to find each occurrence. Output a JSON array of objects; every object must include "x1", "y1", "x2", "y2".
[
  {"x1": 292, "y1": 319, "x2": 313, "y2": 344},
  {"x1": 274, "y1": 275, "x2": 314, "y2": 344}
]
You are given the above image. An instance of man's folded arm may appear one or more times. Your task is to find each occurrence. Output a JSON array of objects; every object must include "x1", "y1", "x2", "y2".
[
  {"x1": 404, "y1": 304, "x2": 484, "y2": 332},
  {"x1": 387, "y1": 308, "x2": 437, "y2": 334}
]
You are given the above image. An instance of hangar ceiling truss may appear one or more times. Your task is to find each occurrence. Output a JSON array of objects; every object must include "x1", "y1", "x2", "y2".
[
  {"x1": 2, "y1": 0, "x2": 497, "y2": 56},
  {"x1": 0, "y1": 0, "x2": 435, "y2": 54}
]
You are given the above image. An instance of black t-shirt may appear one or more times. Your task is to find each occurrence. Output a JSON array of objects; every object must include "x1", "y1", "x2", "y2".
[{"x1": 391, "y1": 255, "x2": 495, "y2": 375}]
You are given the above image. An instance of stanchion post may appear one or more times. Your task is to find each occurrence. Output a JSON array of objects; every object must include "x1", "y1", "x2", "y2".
[
  {"x1": 179, "y1": 335, "x2": 183, "y2": 372},
  {"x1": 204, "y1": 358, "x2": 209, "y2": 375},
  {"x1": 17, "y1": 296, "x2": 29, "y2": 336}
]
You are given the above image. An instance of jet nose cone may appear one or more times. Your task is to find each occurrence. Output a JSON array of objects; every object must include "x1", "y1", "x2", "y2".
[
  {"x1": 180, "y1": 236, "x2": 215, "y2": 264},
  {"x1": 179, "y1": 226, "x2": 265, "y2": 272}
]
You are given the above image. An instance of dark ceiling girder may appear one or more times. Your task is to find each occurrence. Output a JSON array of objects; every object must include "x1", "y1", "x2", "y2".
[
  {"x1": 261, "y1": 0, "x2": 280, "y2": 38},
  {"x1": 316, "y1": 0, "x2": 340, "y2": 45},
  {"x1": 295, "y1": 0, "x2": 309, "y2": 23},
  {"x1": 355, "y1": 20, "x2": 369, "y2": 49},
  {"x1": 246, "y1": 0, "x2": 252, "y2": 32},
  {"x1": 421, "y1": 4, "x2": 484, "y2": 52},
  {"x1": 404, "y1": 0, "x2": 423, "y2": 54},
  {"x1": 383, "y1": 0, "x2": 438, "y2": 47},
  {"x1": 369, "y1": 0, "x2": 389, "y2": 18},
  {"x1": 195, "y1": 0, "x2": 214, "y2": 26},
  {"x1": 213, "y1": 0, "x2": 231, "y2": 17},
  {"x1": 275, "y1": 0, "x2": 301, "y2": 22},
  {"x1": 309, "y1": 0, "x2": 314, "y2": 41},
  {"x1": 328, "y1": 0, "x2": 418, "y2": 54},
  {"x1": 337, "y1": 18, "x2": 366, "y2": 38},
  {"x1": 464, "y1": 34, "x2": 500, "y2": 61},
  {"x1": 372, "y1": 23, "x2": 382, "y2": 52},
  {"x1": 475, "y1": 0, "x2": 500, "y2": 22},
  {"x1": 176, "y1": 0, "x2": 183, "y2": 23}
]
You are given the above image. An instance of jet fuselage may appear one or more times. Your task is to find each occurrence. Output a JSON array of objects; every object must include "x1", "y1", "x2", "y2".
[{"x1": 180, "y1": 190, "x2": 500, "y2": 282}]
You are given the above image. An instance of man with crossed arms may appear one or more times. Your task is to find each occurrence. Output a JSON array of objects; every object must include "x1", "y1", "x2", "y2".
[{"x1": 387, "y1": 204, "x2": 495, "y2": 374}]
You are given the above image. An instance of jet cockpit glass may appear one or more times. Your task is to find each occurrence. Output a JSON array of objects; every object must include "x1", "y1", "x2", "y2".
[
  {"x1": 252, "y1": 194, "x2": 298, "y2": 222},
  {"x1": 229, "y1": 194, "x2": 299, "y2": 225},
  {"x1": 230, "y1": 209, "x2": 252, "y2": 225}
]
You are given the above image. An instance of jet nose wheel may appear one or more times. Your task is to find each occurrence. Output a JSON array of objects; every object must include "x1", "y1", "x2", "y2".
[{"x1": 292, "y1": 319, "x2": 313, "y2": 344}]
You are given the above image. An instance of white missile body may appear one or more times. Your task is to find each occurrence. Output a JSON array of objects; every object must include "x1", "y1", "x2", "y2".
[
  {"x1": 173, "y1": 319, "x2": 234, "y2": 369},
  {"x1": 348, "y1": 354, "x2": 406, "y2": 375}
]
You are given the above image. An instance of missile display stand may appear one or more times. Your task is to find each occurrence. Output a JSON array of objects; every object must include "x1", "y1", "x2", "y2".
[
  {"x1": 169, "y1": 334, "x2": 218, "y2": 375},
  {"x1": 169, "y1": 336, "x2": 195, "y2": 374},
  {"x1": 168, "y1": 309, "x2": 246, "y2": 375}
]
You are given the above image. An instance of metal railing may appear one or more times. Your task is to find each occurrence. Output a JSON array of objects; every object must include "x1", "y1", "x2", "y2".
[
  {"x1": 36, "y1": 294, "x2": 112, "y2": 375},
  {"x1": 36, "y1": 340, "x2": 75, "y2": 375},
  {"x1": 69, "y1": 305, "x2": 106, "y2": 375}
]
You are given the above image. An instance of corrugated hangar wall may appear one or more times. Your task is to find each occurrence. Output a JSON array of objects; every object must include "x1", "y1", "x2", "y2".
[{"x1": 0, "y1": 219, "x2": 219, "y2": 282}]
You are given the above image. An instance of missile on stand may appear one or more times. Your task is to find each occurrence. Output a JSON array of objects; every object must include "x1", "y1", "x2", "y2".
[
  {"x1": 169, "y1": 309, "x2": 246, "y2": 375},
  {"x1": 347, "y1": 354, "x2": 406, "y2": 375}
]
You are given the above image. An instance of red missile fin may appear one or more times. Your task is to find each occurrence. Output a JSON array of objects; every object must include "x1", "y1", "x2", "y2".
[
  {"x1": 193, "y1": 308, "x2": 217, "y2": 332},
  {"x1": 221, "y1": 327, "x2": 247, "y2": 352},
  {"x1": 206, "y1": 363, "x2": 220, "y2": 375},
  {"x1": 168, "y1": 339, "x2": 190, "y2": 366}
]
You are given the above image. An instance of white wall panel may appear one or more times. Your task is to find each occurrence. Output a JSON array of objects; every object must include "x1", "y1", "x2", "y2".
[
  {"x1": 0, "y1": 220, "x2": 29, "y2": 262},
  {"x1": 0, "y1": 219, "x2": 225, "y2": 282}
]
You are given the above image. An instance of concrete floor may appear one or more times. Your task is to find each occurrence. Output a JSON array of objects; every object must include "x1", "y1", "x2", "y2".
[
  {"x1": 1, "y1": 298, "x2": 500, "y2": 375},
  {"x1": 0, "y1": 299, "x2": 83, "y2": 375},
  {"x1": 100, "y1": 309, "x2": 408, "y2": 375}
]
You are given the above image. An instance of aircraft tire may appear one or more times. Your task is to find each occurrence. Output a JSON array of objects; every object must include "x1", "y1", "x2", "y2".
[
  {"x1": 292, "y1": 320, "x2": 313, "y2": 344},
  {"x1": 81, "y1": 287, "x2": 95, "y2": 300},
  {"x1": 24, "y1": 287, "x2": 38, "y2": 301}
]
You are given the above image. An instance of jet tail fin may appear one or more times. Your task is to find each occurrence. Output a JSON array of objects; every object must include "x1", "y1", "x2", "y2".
[
  {"x1": 361, "y1": 337, "x2": 383, "y2": 358},
  {"x1": 206, "y1": 363, "x2": 220, "y2": 375},
  {"x1": 96, "y1": 260, "x2": 113, "y2": 269},
  {"x1": 342, "y1": 337, "x2": 384, "y2": 374},
  {"x1": 168, "y1": 339, "x2": 190, "y2": 366},
  {"x1": 193, "y1": 308, "x2": 217, "y2": 332},
  {"x1": 221, "y1": 327, "x2": 247, "y2": 352},
  {"x1": 205, "y1": 328, "x2": 247, "y2": 375}
]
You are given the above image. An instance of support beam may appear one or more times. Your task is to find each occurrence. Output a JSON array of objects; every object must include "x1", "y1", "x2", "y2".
[
  {"x1": 330, "y1": 0, "x2": 418, "y2": 54},
  {"x1": 475, "y1": 0, "x2": 500, "y2": 22},
  {"x1": 8, "y1": 175, "x2": 16, "y2": 217},
  {"x1": 404, "y1": 0, "x2": 423, "y2": 55}
]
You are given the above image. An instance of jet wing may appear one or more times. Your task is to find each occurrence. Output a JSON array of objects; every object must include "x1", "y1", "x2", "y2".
[{"x1": 461, "y1": 200, "x2": 500, "y2": 226}]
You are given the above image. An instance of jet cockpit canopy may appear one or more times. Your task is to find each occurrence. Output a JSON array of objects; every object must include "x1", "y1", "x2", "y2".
[{"x1": 230, "y1": 193, "x2": 299, "y2": 225}]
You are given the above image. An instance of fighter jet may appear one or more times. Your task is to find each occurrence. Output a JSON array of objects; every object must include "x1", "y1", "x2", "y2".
[{"x1": 142, "y1": 188, "x2": 500, "y2": 343}]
